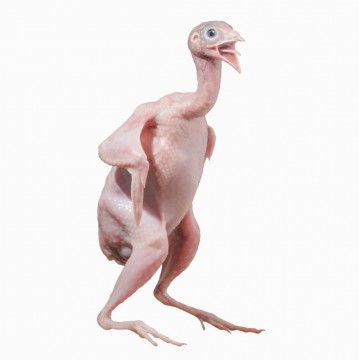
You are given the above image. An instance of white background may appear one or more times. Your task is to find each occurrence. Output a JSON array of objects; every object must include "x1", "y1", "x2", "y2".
[{"x1": 1, "y1": 0, "x2": 358, "y2": 358}]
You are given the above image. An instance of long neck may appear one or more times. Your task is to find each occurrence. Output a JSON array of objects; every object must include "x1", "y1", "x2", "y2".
[{"x1": 183, "y1": 55, "x2": 222, "y2": 118}]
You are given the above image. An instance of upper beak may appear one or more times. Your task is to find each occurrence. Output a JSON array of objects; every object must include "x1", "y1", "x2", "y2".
[{"x1": 207, "y1": 30, "x2": 245, "y2": 73}]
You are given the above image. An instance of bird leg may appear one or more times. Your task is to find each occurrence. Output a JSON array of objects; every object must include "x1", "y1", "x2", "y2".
[
  {"x1": 154, "y1": 207, "x2": 264, "y2": 334},
  {"x1": 97, "y1": 236, "x2": 185, "y2": 346}
]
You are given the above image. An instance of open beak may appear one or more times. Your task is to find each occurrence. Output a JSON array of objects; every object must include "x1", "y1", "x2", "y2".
[{"x1": 207, "y1": 31, "x2": 245, "y2": 73}]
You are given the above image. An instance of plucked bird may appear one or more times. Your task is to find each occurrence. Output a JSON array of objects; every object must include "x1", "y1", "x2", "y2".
[{"x1": 97, "y1": 20, "x2": 264, "y2": 346}]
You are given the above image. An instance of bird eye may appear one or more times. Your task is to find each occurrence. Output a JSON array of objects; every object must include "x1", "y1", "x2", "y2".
[{"x1": 206, "y1": 29, "x2": 217, "y2": 38}]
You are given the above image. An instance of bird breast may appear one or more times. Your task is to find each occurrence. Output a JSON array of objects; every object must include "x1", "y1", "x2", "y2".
[{"x1": 145, "y1": 114, "x2": 208, "y2": 230}]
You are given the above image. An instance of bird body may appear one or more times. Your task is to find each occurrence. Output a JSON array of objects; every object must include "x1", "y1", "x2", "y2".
[
  {"x1": 98, "y1": 108, "x2": 208, "y2": 263},
  {"x1": 97, "y1": 21, "x2": 263, "y2": 346}
]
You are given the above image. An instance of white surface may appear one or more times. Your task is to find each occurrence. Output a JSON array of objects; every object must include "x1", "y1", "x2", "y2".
[{"x1": 1, "y1": 0, "x2": 358, "y2": 358}]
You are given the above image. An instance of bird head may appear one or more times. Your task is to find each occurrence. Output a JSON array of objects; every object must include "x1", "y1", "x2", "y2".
[{"x1": 188, "y1": 21, "x2": 245, "y2": 73}]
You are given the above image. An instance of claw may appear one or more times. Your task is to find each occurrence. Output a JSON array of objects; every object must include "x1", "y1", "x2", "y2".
[
  {"x1": 98, "y1": 315, "x2": 185, "y2": 346},
  {"x1": 125, "y1": 320, "x2": 186, "y2": 346},
  {"x1": 195, "y1": 310, "x2": 264, "y2": 335},
  {"x1": 198, "y1": 317, "x2": 206, "y2": 330}
]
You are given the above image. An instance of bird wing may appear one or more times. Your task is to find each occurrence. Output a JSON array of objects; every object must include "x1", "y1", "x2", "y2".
[
  {"x1": 98, "y1": 105, "x2": 156, "y2": 226},
  {"x1": 206, "y1": 125, "x2": 216, "y2": 160}
]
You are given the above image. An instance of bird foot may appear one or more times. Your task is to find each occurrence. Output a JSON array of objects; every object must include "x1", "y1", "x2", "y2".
[
  {"x1": 195, "y1": 310, "x2": 265, "y2": 334},
  {"x1": 98, "y1": 315, "x2": 186, "y2": 346}
]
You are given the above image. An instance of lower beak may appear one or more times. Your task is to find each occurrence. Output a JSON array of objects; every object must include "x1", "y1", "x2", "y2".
[
  {"x1": 209, "y1": 31, "x2": 245, "y2": 73},
  {"x1": 218, "y1": 43, "x2": 242, "y2": 73}
]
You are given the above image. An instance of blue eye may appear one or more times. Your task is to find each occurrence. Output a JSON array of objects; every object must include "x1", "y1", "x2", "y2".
[{"x1": 207, "y1": 29, "x2": 217, "y2": 38}]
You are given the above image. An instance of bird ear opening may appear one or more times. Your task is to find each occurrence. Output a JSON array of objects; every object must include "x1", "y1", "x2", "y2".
[{"x1": 191, "y1": 33, "x2": 199, "y2": 43}]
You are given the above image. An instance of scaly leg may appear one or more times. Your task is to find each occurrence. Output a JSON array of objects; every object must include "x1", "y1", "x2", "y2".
[
  {"x1": 154, "y1": 207, "x2": 264, "y2": 334},
  {"x1": 97, "y1": 233, "x2": 185, "y2": 346}
]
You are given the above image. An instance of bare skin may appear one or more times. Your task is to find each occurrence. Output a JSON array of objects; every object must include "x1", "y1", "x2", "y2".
[{"x1": 97, "y1": 21, "x2": 264, "y2": 346}]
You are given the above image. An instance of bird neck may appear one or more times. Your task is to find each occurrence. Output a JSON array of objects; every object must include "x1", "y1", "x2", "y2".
[{"x1": 191, "y1": 54, "x2": 222, "y2": 117}]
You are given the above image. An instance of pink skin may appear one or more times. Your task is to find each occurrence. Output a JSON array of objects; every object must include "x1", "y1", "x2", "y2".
[{"x1": 97, "y1": 21, "x2": 264, "y2": 346}]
